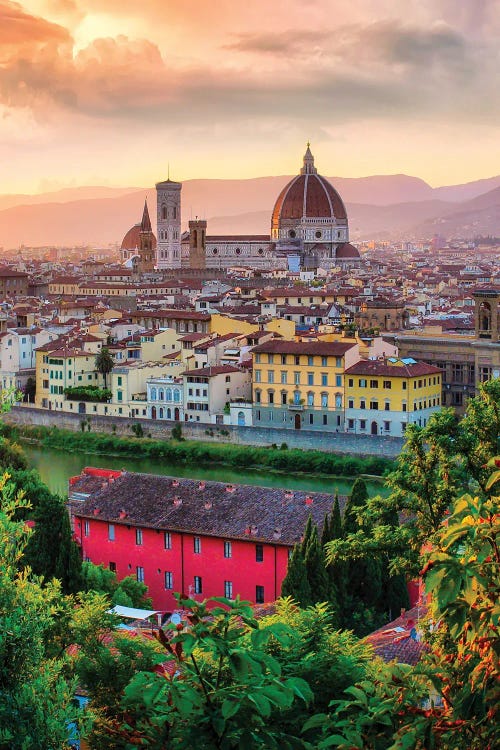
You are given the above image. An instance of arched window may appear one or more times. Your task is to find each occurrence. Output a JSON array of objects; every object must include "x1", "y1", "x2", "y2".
[
  {"x1": 166, "y1": 388, "x2": 173, "y2": 402},
  {"x1": 150, "y1": 387, "x2": 157, "y2": 401},
  {"x1": 173, "y1": 206, "x2": 177, "y2": 219},
  {"x1": 237, "y1": 411, "x2": 245, "y2": 426},
  {"x1": 159, "y1": 408, "x2": 164, "y2": 418},
  {"x1": 158, "y1": 388, "x2": 164, "y2": 401},
  {"x1": 335, "y1": 394, "x2": 342, "y2": 409},
  {"x1": 173, "y1": 389, "x2": 180, "y2": 402},
  {"x1": 307, "y1": 392, "x2": 314, "y2": 407},
  {"x1": 321, "y1": 392, "x2": 328, "y2": 408},
  {"x1": 193, "y1": 230, "x2": 198, "y2": 246},
  {"x1": 162, "y1": 205, "x2": 167, "y2": 221},
  {"x1": 293, "y1": 390, "x2": 301, "y2": 405},
  {"x1": 167, "y1": 408, "x2": 171, "y2": 419}
]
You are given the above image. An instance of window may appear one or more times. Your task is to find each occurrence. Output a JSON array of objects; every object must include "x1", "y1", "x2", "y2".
[
  {"x1": 323, "y1": 414, "x2": 328, "y2": 425},
  {"x1": 321, "y1": 393, "x2": 328, "y2": 408},
  {"x1": 255, "y1": 353, "x2": 261, "y2": 364},
  {"x1": 136, "y1": 566, "x2": 145, "y2": 583},
  {"x1": 255, "y1": 389, "x2": 261, "y2": 403},
  {"x1": 164, "y1": 571, "x2": 173, "y2": 589},
  {"x1": 117, "y1": 376, "x2": 122, "y2": 386},
  {"x1": 268, "y1": 371, "x2": 274, "y2": 384},
  {"x1": 335, "y1": 375, "x2": 342, "y2": 387},
  {"x1": 359, "y1": 419, "x2": 366, "y2": 430},
  {"x1": 308, "y1": 356, "x2": 314, "y2": 366},
  {"x1": 281, "y1": 392, "x2": 287, "y2": 405},
  {"x1": 280, "y1": 371, "x2": 287, "y2": 384},
  {"x1": 360, "y1": 399, "x2": 366, "y2": 409},
  {"x1": 321, "y1": 356, "x2": 328, "y2": 366},
  {"x1": 321, "y1": 373, "x2": 328, "y2": 386},
  {"x1": 384, "y1": 401, "x2": 390, "y2": 411},
  {"x1": 295, "y1": 356, "x2": 300, "y2": 365},
  {"x1": 109, "y1": 562, "x2": 116, "y2": 572},
  {"x1": 108, "y1": 523, "x2": 115, "y2": 541},
  {"x1": 348, "y1": 398, "x2": 354, "y2": 408},
  {"x1": 370, "y1": 379, "x2": 379, "y2": 388},
  {"x1": 307, "y1": 372, "x2": 314, "y2": 386},
  {"x1": 194, "y1": 536, "x2": 201, "y2": 554},
  {"x1": 370, "y1": 400, "x2": 379, "y2": 410},
  {"x1": 309, "y1": 413, "x2": 314, "y2": 425},
  {"x1": 84, "y1": 520, "x2": 90, "y2": 537},
  {"x1": 348, "y1": 378, "x2": 354, "y2": 387},
  {"x1": 402, "y1": 381, "x2": 407, "y2": 390},
  {"x1": 359, "y1": 379, "x2": 367, "y2": 388},
  {"x1": 256, "y1": 585, "x2": 265, "y2": 604},
  {"x1": 164, "y1": 531, "x2": 172, "y2": 549},
  {"x1": 294, "y1": 371, "x2": 300, "y2": 385},
  {"x1": 383, "y1": 380, "x2": 391, "y2": 389},
  {"x1": 136, "y1": 528, "x2": 143, "y2": 545},
  {"x1": 255, "y1": 370, "x2": 261, "y2": 383},
  {"x1": 281, "y1": 355, "x2": 287, "y2": 365},
  {"x1": 268, "y1": 354, "x2": 274, "y2": 364},
  {"x1": 348, "y1": 419, "x2": 354, "y2": 429},
  {"x1": 194, "y1": 576, "x2": 203, "y2": 594},
  {"x1": 268, "y1": 391, "x2": 274, "y2": 404},
  {"x1": 256, "y1": 544, "x2": 264, "y2": 562},
  {"x1": 384, "y1": 421, "x2": 390, "y2": 431},
  {"x1": 307, "y1": 392, "x2": 314, "y2": 406},
  {"x1": 224, "y1": 580, "x2": 233, "y2": 599},
  {"x1": 224, "y1": 540, "x2": 232, "y2": 558}
]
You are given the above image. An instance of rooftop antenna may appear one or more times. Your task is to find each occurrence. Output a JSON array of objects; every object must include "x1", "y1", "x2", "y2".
[{"x1": 167, "y1": 163, "x2": 170, "y2": 180}]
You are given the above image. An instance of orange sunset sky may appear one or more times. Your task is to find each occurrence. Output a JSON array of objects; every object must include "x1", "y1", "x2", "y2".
[{"x1": 1, "y1": 0, "x2": 499, "y2": 193}]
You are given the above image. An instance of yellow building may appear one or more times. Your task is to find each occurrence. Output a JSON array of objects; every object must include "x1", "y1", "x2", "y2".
[
  {"x1": 344, "y1": 358, "x2": 442, "y2": 437},
  {"x1": 35, "y1": 345, "x2": 104, "y2": 410},
  {"x1": 251, "y1": 339, "x2": 360, "y2": 431}
]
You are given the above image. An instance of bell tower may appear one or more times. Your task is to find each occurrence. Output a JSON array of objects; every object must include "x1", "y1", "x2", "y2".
[
  {"x1": 188, "y1": 218, "x2": 207, "y2": 270},
  {"x1": 155, "y1": 173, "x2": 182, "y2": 269},
  {"x1": 138, "y1": 199, "x2": 155, "y2": 274}
]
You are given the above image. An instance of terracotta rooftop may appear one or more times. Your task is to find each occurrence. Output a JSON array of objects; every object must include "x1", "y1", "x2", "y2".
[
  {"x1": 365, "y1": 605, "x2": 428, "y2": 666},
  {"x1": 70, "y1": 470, "x2": 343, "y2": 546},
  {"x1": 345, "y1": 359, "x2": 442, "y2": 378}
]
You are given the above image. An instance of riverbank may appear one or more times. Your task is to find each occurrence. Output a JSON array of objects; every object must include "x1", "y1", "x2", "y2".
[{"x1": 0, "y1": 422, "x2": 395, "y2": 479}]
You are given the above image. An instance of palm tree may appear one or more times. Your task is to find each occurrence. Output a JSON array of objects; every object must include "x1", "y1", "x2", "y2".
[{"x1": 95, "y1": 346, "x2": 114, "y2": 388}]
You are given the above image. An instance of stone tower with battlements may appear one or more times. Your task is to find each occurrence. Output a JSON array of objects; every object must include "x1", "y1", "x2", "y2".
[{"x1": 188, "y1": 218, "x2": 207, "y2": 270}]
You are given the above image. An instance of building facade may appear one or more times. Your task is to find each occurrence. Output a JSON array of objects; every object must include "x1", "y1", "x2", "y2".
[
  {"x1": 344, "y1": 358, "x2": 442, "y2": 437},
  {"x1": 251, "y1": 339, "x2": 360, "y2": 431},
  {"x1": 70, "y1": 468, "x2": 339, "y2": 611}
]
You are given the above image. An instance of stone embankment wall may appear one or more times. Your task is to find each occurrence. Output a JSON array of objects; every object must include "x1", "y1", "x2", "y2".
[{"x1": 6, "y1": 405, "x2": 404, "y2": 458}]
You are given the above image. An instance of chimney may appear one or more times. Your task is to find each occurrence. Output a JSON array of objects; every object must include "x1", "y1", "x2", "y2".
[
  {"x1": 119, "y1": 509, "x2": 127, "y2": 519},
  {"x1": 93, "y1": 507, "x2": 100, "y2": 516},
  {"x1": 198, "y1": 481, "x2": 206, "y2": 490},
  {"x1": 172, "y1": 479, "x2": 180, "y2": 487},
  {"x1": 173, "y1": 495, "x2": 182, "y2": 507},
  {"x1": 305, "y1": 495, "x2": 314, "y2": 505},
  {"x1": 204, "y1": 500, "x2": 212, "y2": 510},
  {"x1": 226, "y1": 484, "x2": 235, "y2": 493}
]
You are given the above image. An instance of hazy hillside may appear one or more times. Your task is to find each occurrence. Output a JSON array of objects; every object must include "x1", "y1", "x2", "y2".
[{"x1": 0, "y1": 174, "x2": 499, "y2": 248}]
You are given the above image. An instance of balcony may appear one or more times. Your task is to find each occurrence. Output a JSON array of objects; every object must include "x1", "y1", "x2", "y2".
[{"x1": 288, "y1": 400, "x2": 304, "y2": 411}]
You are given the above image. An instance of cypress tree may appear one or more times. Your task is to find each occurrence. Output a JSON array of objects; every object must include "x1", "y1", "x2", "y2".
[
  {"x1": 343, "y1": 478, "x2": 369, "y2": 535},
  {"x1": 304, "y1": 526, "x2": 330, "y2": 604},
  {"x1": 281, "y1": 545, "x2": 312, "y2": 607},
  {"x1": 320, "y1": 511, "x2": 331, "y2": 549},
  {"x1": 330, "y1": 494, "x2": 343, "y2": 540},
  {"x1": 301, "y1": 514, "x2": 314, "y2": 556},
  {"x1": 328, "y1": 494, "x2": 348, "y2": 617},
  {"x1": 379, "y1": 507, "x2": 410, "y2": 619}
]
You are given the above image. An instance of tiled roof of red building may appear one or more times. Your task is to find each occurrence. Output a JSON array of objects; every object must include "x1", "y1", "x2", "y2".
[
  {"x1": 345, "y1": 359, "x2": 442, "y2": 378},
  {"x1": 365, "y1": 605, "x2": 428, "y2": 665},
  {"x1": 252, "y1": 340, "x2": 355, "y2": 356},
  {"x1": 70, "y1": 470, "x2": 343, "y2": 546}
]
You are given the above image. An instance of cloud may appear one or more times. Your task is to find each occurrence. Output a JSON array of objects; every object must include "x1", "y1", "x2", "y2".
[{"x1": 0, "y1": 0, "x2": 70, "y2": 45}]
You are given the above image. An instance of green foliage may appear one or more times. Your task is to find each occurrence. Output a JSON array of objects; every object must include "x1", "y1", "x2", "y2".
[
  {"x1": 0, "y1": 473, "x2": 83, "y2": 749},
  {"x1": 64, "y1": 385, "x2": 112, "y2": 402},
  {"x1": 171, "y1": 422, "x2": 183, "y2": 441},
  {"x1": 0, "y1": 436, "x2": 28, "y2": 470},
  {"x1": 94, "y1": 346, "x2": 114, "y2": 388},
  {"x1": 304, "y1": 526, "x2": 331, "y2": 606},
  {"x1": 130, "y1": 421, "x2": 144, "y2": 438},
  {"x1": 81, "y1": 561, "x2": 152, "y2": 608},
  {"x1": 121, "y1": 595, "x2": 313, "y2": 749},
  {"x1": 2, "y1": 468, "x2": 83, "y2": 594},
  {"x1": 6, "y1": 422, "x2": 394, "y2": 478},
  {"x1": 281, "y1": 545, "x2": 312, "y2": 606}
]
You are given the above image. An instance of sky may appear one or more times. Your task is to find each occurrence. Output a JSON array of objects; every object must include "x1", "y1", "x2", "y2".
[{"x1": 1, "y1": 0, "x2": 499, "y2": 193}]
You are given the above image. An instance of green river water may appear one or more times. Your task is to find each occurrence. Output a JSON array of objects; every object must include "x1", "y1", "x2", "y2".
[{"x1": 22, "y1": 443, "x2": 388, "y2": 498}]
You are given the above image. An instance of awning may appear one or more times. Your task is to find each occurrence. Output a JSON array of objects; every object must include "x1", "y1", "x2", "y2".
[{"x1": 107, "y1": 605, "x2": 161, "y2": 620}]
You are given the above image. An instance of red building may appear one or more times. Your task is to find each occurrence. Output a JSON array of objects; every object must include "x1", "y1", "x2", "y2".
[{"x1": 69, "y1": 468, "x2": 341, "y2": 612}]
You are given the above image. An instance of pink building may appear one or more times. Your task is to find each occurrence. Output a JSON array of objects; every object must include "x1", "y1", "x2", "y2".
[{"x1": 69, "y1": 468, "x2": 340, "y2": 612}]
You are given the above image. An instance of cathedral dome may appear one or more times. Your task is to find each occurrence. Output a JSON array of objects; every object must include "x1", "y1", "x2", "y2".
[
  {"x1": 271, "y1": 145, "x2": 347, "y2": 232},
  {"x1": 121, "y1": 223, "x2": 157, "y2": 251},
  {"x1": 335, "y1": 242, "x2": 360, "y2": 259}
]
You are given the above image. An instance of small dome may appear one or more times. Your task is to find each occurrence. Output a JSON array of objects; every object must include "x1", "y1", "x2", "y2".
[
  {"x1": 335, "y1": 242, "x2": 360, "y2": 259},
  {"x1": 120, "y1": 223, "x2": 157, "y2": 250}
]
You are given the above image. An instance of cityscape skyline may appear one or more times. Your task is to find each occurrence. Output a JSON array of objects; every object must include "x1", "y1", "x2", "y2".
[{"x1": 1, "y1": 0, "x2": 499, "y2": 193}]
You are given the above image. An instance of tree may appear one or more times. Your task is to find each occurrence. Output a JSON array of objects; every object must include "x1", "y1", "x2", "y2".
[
  {"x1": 0, "y1": 473, "x2": 82, "y2": 748},
  {"x1": 81, "y1": 561, "x2": 153, "y2": 608},
  {"x1": 308, "y1": 465, "x2": 500, "y2": 750},
  {"x1": 304, "y1": 525, "x2": 330, "y2": 606},
  {"x1": 343, "y1": 477, "x2": 369, "y2": 535},
  {"x1": 281, "y1": 544, "x2": 312, "y2": 606},
  {"x1": 95, "y1": 346, "x2": 114, "y2": 388},
  {"x1": 3, "y1": 468, "x2": 83, "y2": 594}
]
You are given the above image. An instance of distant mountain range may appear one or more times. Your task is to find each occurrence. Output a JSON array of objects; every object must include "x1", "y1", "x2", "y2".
[{"x1": 0, "y1": 174, "x2": 499, "y2": 249}]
